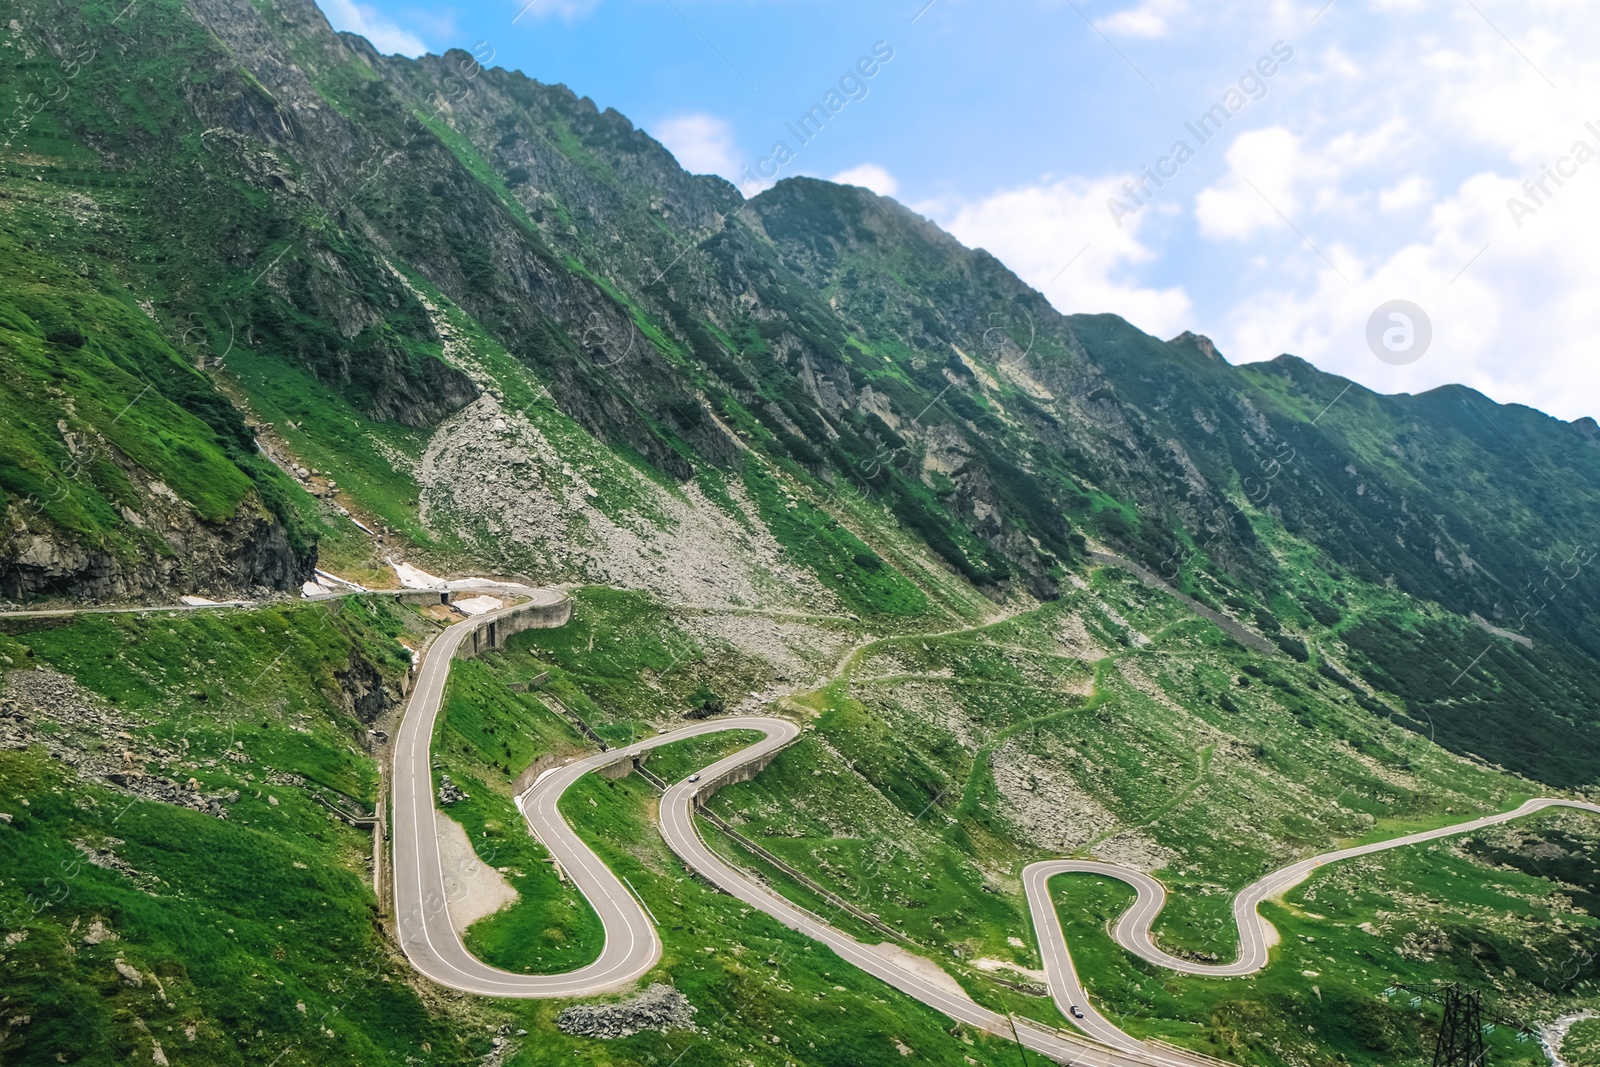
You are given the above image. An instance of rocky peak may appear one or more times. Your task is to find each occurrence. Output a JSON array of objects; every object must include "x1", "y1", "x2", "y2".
[{"x1": 1167, "y1": 330, "x2": 1223, "y2": 362}]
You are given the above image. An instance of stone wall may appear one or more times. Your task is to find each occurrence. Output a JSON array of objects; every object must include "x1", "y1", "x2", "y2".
[{"x1": 512, "y1": 751, "x2": 564, "y2": 796}]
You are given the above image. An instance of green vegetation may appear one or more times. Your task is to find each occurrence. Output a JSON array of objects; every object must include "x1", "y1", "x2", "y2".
[
  {"x1": 0, "y1": 598, "x2": 487, "y2": 1066},
  {"x1": 695, "y1": 570, "x2": 1597, "y2": 1062},
  {"x1": 2, "y1": 552, "x2": 1595, "y2": 1066},
  {"x1": 3, "y1": 2, "x2": 1599, "y2": 1065},
  {"x1": 523, "y1": 750, "x2": 1040, "y2": 1067},
  {"x1": 0, "y1": 750, "x2": 451, "y2": 1066},
  {"x1": 1043, "y1": 805, "x2": 1598, "y2": 1066},
  {"x1": 508, "y1": 586, "x2": 798, "y2": 741},
  {"x1": 429, "y1": 654, "x2": 601, "y2": 974},
  {"x1": 743, "y1": 456, "x2": 928, "y2": 618},
  {"x1": 0, "y1": 228, "x2": 312, "y2": 578},
  {"x1": 1566, "y1": 1018, "x2": 1600, "y2": 1067},
  {"x1": 218, "y1": 341, "x2": 437, "y2": 549},
  {"x1": 419, "y1": 624, "x2": 1047, "y2": 1065}
]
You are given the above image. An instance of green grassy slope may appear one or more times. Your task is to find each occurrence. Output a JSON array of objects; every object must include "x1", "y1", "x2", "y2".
[
  {"x1": 0, "y1": 2, "x2": 1597, "y2": 1065},
  {"x1": 0, "y1": 598, "x2": 485, "y2": 1066}
]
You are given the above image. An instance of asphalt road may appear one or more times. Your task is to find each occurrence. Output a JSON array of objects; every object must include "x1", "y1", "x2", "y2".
[
  {"x1": 1023, "y1": 797, "x2": 1600, "y2": 1051},
  {"x1": 656, "y1": 720, "x2": 1212, "y2": 1067},
  {"x1": 389, "y1": 593, "x2": 655, "y2": 998},
  {"x1": 14, "y1": 578, "x2": 1594, "y2": 1064},
  {"x1": 0, "y1": 600, "x2": 255, "y2": 618},
  {"x1": 389, "y1": 603, "x2": 1598, "y2": 1064},
  {"x1": 388, "y1": 607, "x2": 1188, "y2": 1062},
  {"x1": 389, "y1": 609, "x2": 804, "y2": 998}
]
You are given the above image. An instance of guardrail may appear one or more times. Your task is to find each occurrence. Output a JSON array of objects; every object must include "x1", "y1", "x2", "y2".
[
  {"x1": 696, "y1": 805, "x2": 912, "y2": 945},
  {"x1": 538, "y1": 693, "x2": 608, "y2": 751},
  {"x1": 669, "y1": 723, "x2": 919, "y2": 945},
  {"x1": 1145, "y1": 1039, "x2": 1240, "y2": 1067}
]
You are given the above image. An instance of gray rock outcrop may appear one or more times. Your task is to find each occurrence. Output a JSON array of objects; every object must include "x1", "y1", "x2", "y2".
[
  {"x1": 555, "y1": 983, "x2": 696, "y2": 1039},
  {"x1": 437, "y1": 775, "x2": 468, "y2": 805}
]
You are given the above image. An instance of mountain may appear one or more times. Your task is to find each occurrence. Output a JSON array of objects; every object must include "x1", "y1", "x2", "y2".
[
  {"x1": 0, "y1": 2, "x2": 1596, "y2": 1066},
  {"x1": 6, "y1": 0, "x2": 1598, "y2": 780}
]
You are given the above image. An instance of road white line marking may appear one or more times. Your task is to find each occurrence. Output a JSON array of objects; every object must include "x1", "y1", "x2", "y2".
[{"x1": 389, "y1": 597, "x2": 1599, "y2": 1064}]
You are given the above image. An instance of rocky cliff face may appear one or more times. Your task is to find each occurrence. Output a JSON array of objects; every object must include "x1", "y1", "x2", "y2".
[
  {"x1": 333, "y1": 649, "x2": 395, "y2": 724},
  {"x1": 1, "y1": 496, "x2": 303, "y2": 602}
]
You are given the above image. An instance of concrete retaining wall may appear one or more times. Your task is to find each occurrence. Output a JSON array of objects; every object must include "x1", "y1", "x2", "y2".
[
  {"x1": 598, "y1": 757, "x2": 636, "y2": 781},
  {"x1": 696, "y1": 741, "x2": 792, "y2": 799},
  {"x1": 457, "y1": 597, "x2": 573, "y2": 660},
  {"x1": 513, "y1": 751, "x2": 564, "y2": 796},
  {"x1": 395, "y1": 589, "x2": 453, "y2": 607}
]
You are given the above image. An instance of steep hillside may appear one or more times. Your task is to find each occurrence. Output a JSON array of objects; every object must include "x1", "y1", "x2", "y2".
[
  {"x1": 6, "y1": 0, "x2": 1597, "y2": 778},
  {"x1": 1, "y1": 2, "x2": 1597, "y2": 1066}
]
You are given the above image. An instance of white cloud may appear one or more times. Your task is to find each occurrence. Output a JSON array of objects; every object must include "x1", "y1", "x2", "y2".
[
  {"x1": 830, "y1": 163, "x2": 899, "y2": 197},
  {"x1": 1195, "y1": 120, "x2": 1411, "y2": 240},
  {"x1": 320, "y1": 0, "x2": 428, "y2": 57},
  {"x1": 932, "y1": 178, "x2": 1192, "y2": 339},
  {"x1": 1097, "y1": 0, "x2": 1188, "y2": 39},
  {"x1": 1379, "y1": 176, "x2": 1433, "y2": 213},
  {"x1": 1184, "y1": 0, "x2": 1600, "y2": 419},
  {"x1": 1216, "y1": 159, "x2": 1600, "y2": 421},
  {"x1": 651, "y1": 113, "x2": 739, "y2": 180},
  {"x1": 898, "y1": 0, "x2": 1600, "y2": 418},
  {"x1": 1195, "y1": 127, "x2": 1308, "y2": 240}
]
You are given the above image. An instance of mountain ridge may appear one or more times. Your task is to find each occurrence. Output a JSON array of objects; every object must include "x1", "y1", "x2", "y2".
[
  {"x1": 2, "y1": 0, "x2": 1598, "y2": 774},
  {"x1": 2, "y1": 4, "x2": 1598, "y2": 1067}
]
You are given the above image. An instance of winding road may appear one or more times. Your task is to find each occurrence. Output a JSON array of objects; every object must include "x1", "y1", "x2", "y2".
[
  {"x1": 1024, "y1": 796, "x2": 1600, "y2": 1055},
  {"x1": 392, "y1": 601, "x2": 1600, "y2": 1066}
]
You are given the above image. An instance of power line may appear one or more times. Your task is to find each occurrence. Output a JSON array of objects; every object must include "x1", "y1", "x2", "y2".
[
  {"x1": 1433, "y1": 983, "x2": 1487, "y2": 1067},
  {"x1": 1388, "y1": 982, "x2": 1535, "y2": 1066}
]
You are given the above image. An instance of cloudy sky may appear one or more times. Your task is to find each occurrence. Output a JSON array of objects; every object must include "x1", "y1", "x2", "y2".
[{"x1": 325, "y1": 0, "x2": 1600, "y2": 422}]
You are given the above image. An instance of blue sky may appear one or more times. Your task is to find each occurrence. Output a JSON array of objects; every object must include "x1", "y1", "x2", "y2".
[{"x1": 323, "y1": 0, "x2": 1600, "y2": 422}]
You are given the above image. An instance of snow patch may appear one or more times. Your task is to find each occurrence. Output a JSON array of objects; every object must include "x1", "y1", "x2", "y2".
[
  {"x1": 452, "y1": 595, "x2": 504, "y2": 617},
  {"x1": 391, "y1": 560, "x2": 449, "y2": 590}
]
